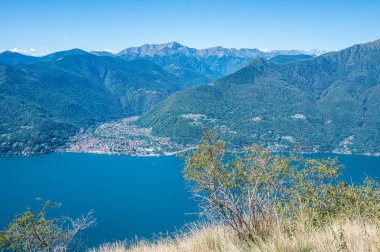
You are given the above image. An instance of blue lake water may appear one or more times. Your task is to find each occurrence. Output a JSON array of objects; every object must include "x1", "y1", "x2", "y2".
[
  {"x1": 0, "y1": 152, "x2": 379, "y2": 249},
  {"x1": 0, "y1": 153, "x2": 198, "y2": 248}
]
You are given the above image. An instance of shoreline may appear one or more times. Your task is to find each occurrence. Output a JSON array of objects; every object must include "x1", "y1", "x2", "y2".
[
  {"x1": 1, "y1": 148, "x2": 379, "y2": 158},
  {"x1": 59, "y1": 146, "x2": 198, "y2": 157},
  {"x1": 56, "y1": 149, "x2": 380, "y2": 158}
]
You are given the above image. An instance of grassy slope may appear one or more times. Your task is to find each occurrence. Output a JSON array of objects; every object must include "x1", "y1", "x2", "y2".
[{"x1": 91, "y1": 220, "x2": 379, "y2": 252}]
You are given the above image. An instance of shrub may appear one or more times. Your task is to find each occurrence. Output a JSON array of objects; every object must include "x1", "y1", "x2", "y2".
[
  {"x1": 0, "y1": 199, "x2": 95, "y2": 252},
  {"x1": 182, "y1": 131, "x2": 380, "y2": 242}
]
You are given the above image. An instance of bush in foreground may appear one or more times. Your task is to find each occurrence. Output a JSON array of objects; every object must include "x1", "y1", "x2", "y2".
[
  {"x1": 0, "y1": 199, "x2": 95, "y2": 252},
  {"x1": 4, "y1": 132, "x2": 380, "y2": 251},
  {"x1": 182, "y1": 131, "x2": 380, "y2": 242}
]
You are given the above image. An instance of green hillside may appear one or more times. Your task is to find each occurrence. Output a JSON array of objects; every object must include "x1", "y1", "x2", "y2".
[
  {"x1": 0, "y1": 51, "x2": 39, "y2": 65},
  {"x1": 139, "y1": 39, "x2": 380, "y2": 154},
  {"x1": 269, "y1": 54, "x2": 313, "y2": 63},
  {"x1": 0, "y1": 51, "x2": 180, "y2": 155},
  {"x1": 118, "y1": 54, "x2": 225, "y2": 88}
]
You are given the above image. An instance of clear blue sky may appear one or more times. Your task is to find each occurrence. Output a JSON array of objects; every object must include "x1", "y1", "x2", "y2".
[{"x1": 1, "y1": 0, "x2": 379, "y2": 55}]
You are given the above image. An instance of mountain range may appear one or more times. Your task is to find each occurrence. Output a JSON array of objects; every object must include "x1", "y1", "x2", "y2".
[
  {"x1": 139, "y1": 39, "x2": 380, "y2": 155},
  {"x1": 1, "y1": 42, "x2": 319, "y2": 87},
  {"x1": 100, "y1": 42, "x2": 322, "y2": 87},
  {"x1": 1, "y1": 40, "x2": 377, "y2": 156}
]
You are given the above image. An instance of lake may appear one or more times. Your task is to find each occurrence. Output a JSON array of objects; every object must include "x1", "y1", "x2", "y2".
[{"x1": 0, "y1": 152, "x2": 379, "y2": 249}]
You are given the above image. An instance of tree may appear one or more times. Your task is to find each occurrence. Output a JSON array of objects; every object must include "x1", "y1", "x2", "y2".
[{"x1": 0, "y1": 199, "x2": 95, "y2": 252}]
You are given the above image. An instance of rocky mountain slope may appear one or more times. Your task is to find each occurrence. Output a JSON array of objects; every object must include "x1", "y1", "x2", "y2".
[{"x1": 116, "y1": 42, "x2": 318, "y2": 87}]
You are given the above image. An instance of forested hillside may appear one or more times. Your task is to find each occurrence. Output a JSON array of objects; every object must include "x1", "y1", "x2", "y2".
[
  {"x1": 0, "y1": 51, "x2": 180, "y2": 155},
  {"x1": 139, "y1": 39, "x2": 380, "y2": 154}
]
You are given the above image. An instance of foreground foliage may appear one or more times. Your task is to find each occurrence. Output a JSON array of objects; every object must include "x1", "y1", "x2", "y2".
[
  {"x1": 182, "y1": 132, "x2": 380, "y2": 243},
  {"x1": 0, "y1": 199, "x2": 95, "y2": 252},
  {"x1": 91, "y1": 133, "x2": 380, "y2": 252}
]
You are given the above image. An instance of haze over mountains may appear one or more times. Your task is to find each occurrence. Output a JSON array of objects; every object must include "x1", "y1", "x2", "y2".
[
  {"x1": 1, "y1": 42, "x2": 322, "y2": 88},
  {"x1": 0, "y1": 40, "x2": 378, "y2": 155},
  {"x1": 101, "y1": 42, "x2": 325, "y2": 87}
]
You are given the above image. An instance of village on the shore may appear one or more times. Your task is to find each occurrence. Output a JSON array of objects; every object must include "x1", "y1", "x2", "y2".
[{"x1": 65, "y1": 116, "x2": 192, "y2": 156}]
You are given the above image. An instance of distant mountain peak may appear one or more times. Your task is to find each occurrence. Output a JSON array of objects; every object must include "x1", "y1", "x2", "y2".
[
  {"x1": 0, "y1": 51, "x2": 38, "y2": 65},
  {"x1": 63, "y1": 48, "x2": 88, "y2": 54},
  {"x1": 90, "y1": 51, "x2": 114, "y2": 57},
  {"x1": 117, "y1": 42, "x2": 195, "y2": 57},
  {"x1": 163, "y1": 41, "x2": 183, "y2": 49},
  {"x1": 43, "y1": 48, "x2": 89, "y2": 57},
  {"x1": 117, "y1": 42, "x2": 265, "y2": 58},
  {"x1": 38, "y1": 48, "x2": 90, "y2": 62},
  {"x1": 1, "y1": 51, "x2": 20, "y2": 55},
  {"x1": 116, "y1": 42, "x2": 323, "y2": 60},
  {"x1": 363, "y1": 38, "x2": 380, "y2": 48}
]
